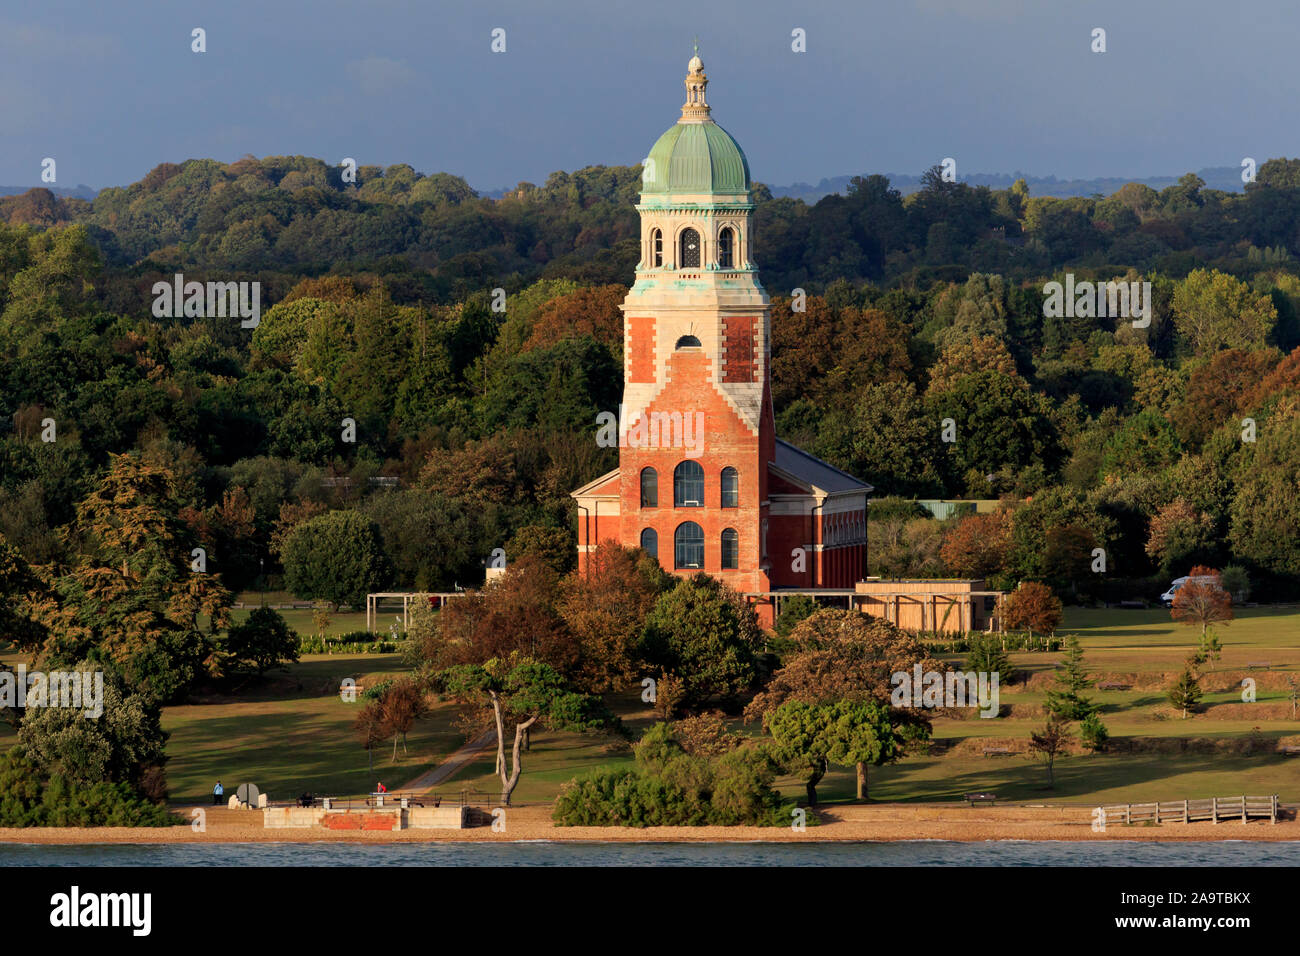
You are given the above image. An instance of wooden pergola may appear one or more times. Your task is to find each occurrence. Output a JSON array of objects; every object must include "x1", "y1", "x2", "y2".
[
  {"x1": 743, "y1": 588, "x2": 1009, "y2": 635},
  {"x1": 365, "y1": 592, "x2": 467, "y2": 634}
]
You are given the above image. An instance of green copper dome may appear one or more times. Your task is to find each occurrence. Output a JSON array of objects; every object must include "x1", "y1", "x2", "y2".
[{"x1": 642, "y1": 121, "x2": 751, "y2": 196}]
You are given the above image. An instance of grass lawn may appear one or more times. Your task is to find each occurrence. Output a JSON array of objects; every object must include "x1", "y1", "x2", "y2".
[
  {"x1": 6, "y1": 605, "x2": 1300, "y2": 810},
  {"x1": 801, "y1": 751, "x2": 1300, "y2": 806},
  {"x1": 160, "y1": 654, "x2": 464, "y2": 804}
]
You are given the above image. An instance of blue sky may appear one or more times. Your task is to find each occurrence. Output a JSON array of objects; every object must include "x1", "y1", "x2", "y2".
[{"x1": 5, "y1": 0, "x2": 1299, "y2": 192}]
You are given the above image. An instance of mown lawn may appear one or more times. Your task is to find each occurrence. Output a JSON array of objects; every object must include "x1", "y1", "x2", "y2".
[
  {"x1": 5, "y1": 606, "x2": 1300, "y2": 809},
  {"x1": 161, "y1": 654, "x2": 464, "y2": 804}
]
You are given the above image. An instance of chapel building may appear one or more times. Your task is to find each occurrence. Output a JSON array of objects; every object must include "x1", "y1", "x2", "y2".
[{"x1": 571, "y1": 53, "x2": 872, "y2": 625}]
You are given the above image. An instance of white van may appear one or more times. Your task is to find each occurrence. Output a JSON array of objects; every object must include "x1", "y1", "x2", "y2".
[{"x1": 1160, "y1": 575, "x2": 1222, "y2": 607}]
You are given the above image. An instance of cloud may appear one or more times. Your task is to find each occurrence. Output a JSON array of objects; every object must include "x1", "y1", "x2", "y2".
[{"x1": 345, "y1": 56, "x2": 418, "y2": 96}]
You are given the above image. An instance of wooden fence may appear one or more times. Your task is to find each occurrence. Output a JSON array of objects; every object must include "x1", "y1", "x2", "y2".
[{"x1": 1099, "y1": 795, "x2": 1277, "y2": 826}]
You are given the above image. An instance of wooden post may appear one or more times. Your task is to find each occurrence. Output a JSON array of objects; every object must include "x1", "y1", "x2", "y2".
[
  {"x1": 1212, "y1": 796, "x2": 1218, "y2": 824},
  {"x1": 1182, "y1": 799, "x2": 1188, "y2": 823},
  {"x1": 1125, "y1": 804, "x2": 1131, "y2": 824},
  {"x1": 1242, "y1": 797, "x2": 1247, "y2": 824},
  {"x1": 1272, "y1": 794, "x2": 1278, "y2": 824}
]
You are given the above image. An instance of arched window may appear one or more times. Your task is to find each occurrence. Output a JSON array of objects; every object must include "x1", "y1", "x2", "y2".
[
  {"x1": 675, "y1": 334, "x2": 702, "y2": 349},
  {"x1": 718, "y1": 226, "x2": 734, "y2": 269},
  {"x1": 679, "y1": 228, "x2": 701, "y2": 268},
  {"x1": 720, "y1": 467, "x2": 739, "y2": 508},
  {"x1": 652, "y1": 228, "x2": 663, "y2": 267},
  {"x1": 721, "y1": 528, "x2": 739, "y2": 569},
  {"x1": 675, "y1": 521, "x2": 704, "y2": 569},
  {"x1": 640, "y1": 528, "x2": 658, "y2": 559},
  {"x1": 640, "y1": 467, "x2": 658, "y2": 508},
  {"x1": 674, "y1": 460, "x2": 704, "y2": 507}
]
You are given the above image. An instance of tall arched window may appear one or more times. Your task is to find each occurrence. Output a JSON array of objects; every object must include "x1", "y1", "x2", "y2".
[
  {"x1": 721, "y1": 528, "x2": 739, "y2": 569},
  {"x1": 679, "y1": 228, "x2": 701, "y2": 268},
  {"x1": 652, "y1": 228, "x2": 663, "y2": 267},
  {"x1": 720, "y1": 467, "x2": 739, "y2": 508},
  {"x1": 674, "y1": 460, "x2": 704, "y2": 506},
  {"x1": 675, "y1": 521, "x2": 704, "y2": 569},
  {"x1": 640, "y1": 467, "x2": 658, "y2": 508},
  {"x1": 718, "y1": 227, "x2": 734, "y2": 269},
  {"x1": 640, "y1": 528, "x2": 658, "y2": 559}
]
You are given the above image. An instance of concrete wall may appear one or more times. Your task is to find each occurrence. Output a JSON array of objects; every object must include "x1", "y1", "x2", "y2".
[
  {"x1": 261, "y1": 805, "x2": 468, "y2": 830},
  {"x1": 405, "y1": 806, "x2": 467, "y2": 829},
  {"x1": 263, "y1": 807, "x2": 327, "y2": 828}
]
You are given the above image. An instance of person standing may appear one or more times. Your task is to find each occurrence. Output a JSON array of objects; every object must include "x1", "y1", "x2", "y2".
[{"x1": 213, "y1": 780, "x2": 224, "y2": 805}]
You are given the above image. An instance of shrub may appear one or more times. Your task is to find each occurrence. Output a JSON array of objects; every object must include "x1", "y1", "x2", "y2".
[
  {"x1": 964, "y1": 634, "x2": 1020, "y2": 685},
  {"x1": 0, "y1": 749, "x2": 176, "y2": 827},
  {"x1": 1079, "y1": 712, "x2": 1109, "y2": 752},
  {"x1": 551, "y1": 722, "x2": 791, "y2": 827}
]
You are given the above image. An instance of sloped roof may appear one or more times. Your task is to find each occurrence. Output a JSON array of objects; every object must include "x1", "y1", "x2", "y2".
[
  {"x1": 771, "y1": 439, "x2": 873, "y2": 495},
  {"x1": 570, "y1": 468, "x2": 620, "y2": 498}
]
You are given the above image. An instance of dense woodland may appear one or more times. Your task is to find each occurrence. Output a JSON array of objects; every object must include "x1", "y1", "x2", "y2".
[
  {"x1": 3, "y1": 153, "x2": 1300, "y2": 606},
  {"x1": 3, "y1": 151, "x2": 1300, "y2": 816}
]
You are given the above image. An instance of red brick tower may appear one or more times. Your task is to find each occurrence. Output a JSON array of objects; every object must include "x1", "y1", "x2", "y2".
[{"x1": 573, "y1": 53, "x2": 872, "y2": 623}]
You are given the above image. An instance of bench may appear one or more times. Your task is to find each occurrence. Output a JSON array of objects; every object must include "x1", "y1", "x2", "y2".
[
  {"x1": 1117, "y1": 600, "x2": 1148, "y2": 609},
  {"x1": 1247, "y1": 662, "x2": 1272, "y2": 670},
  {"x1": 964, "y1": 792, "x2": 998, "y2": 806},
  {"x1": 982, "y1": 747, "x2": 1012, "y2": 757},
  {"x1": 1097, "y1": 681, "x2": 1129, "y2": 690},
  {"x1": 1281, "y1": 746, "x2": 1300, "y2": 756}
]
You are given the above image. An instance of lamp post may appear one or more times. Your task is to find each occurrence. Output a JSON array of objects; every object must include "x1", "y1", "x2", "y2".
[{"x1": 259, "y1": 558, "x2": 265, "y2": 608}]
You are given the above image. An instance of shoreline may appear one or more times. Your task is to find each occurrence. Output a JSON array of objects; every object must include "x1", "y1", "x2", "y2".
[{"x1": 1, "y1": 805, "x2": 1296, "y2": 846}]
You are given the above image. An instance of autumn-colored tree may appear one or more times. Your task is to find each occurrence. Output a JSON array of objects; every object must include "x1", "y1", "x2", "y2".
[
  {"x1": 425, "y1": 554, "x2": 577, "y2": 674},
  {"x1": 417, "y1": 434, "x2": 522, "y2": 509},
  {"x1": 269, "y1": 499, "x2": 328, "y2": 558},
  {"x1": 1028, "y1": 717, "x2": 1071, "y2": 788},
  {"x1": 1144, "y1": 499, "x2": 1215, "y2": 574},
  {"x1": 1002, "y1": 581, "x2": 1063, "y2": 637},
  {"x1": 940, "y1": 510, "x2": 1012, "y2": 579},
  {"x1": 770, "y1": 294, "x2": 839, "y2": 410},
  {"x1": 745, "y1": 610, "x2": 939, "y2": 799},
  {"x1": 926, "y1": 335, "x2": 1019, "y2": 396},
  {"x1": 38, "y1": 454, "x2": 231, "y2": 704},
  {"x1": 1244, "y1": 344, "x2": 1300, "y2": 411},
  {"x1": 522, "y1": 284, "x2": 626, "y2": 358},
  {"x1": 378, "y1": 679, "x2": 430, "y2": 760},
  {"x1": 1175, "y1": 348, "x2": 1280, "y2": 447},
  {"x1": 670, "y1": 711, "x2": 743, "y2": 758},
  {"x1": 557, "y1": 542, "x2": 668, "y2": 693},
  {"x1": 1170, "y1": 565, "x2": 1232, "y2": 643}
]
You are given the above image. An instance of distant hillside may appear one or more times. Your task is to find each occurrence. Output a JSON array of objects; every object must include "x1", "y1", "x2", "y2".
[
  {"x1": 0, "y1": 184, "x2": 97, "y2": 200},
  {"x1": 771, "y1": 167, "x2": 1246, "y2": 203}
]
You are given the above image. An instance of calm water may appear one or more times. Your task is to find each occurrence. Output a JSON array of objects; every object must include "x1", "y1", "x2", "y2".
[{"x1": 1, "y1": 841, "x2": 1298, "y2": 866}]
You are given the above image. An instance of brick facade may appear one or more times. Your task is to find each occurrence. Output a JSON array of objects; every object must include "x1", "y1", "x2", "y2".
[{"x1": 572, "y1": 57, "x2": 872, "y2": 627}]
